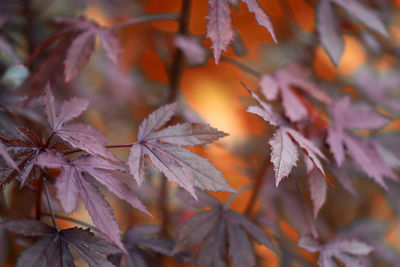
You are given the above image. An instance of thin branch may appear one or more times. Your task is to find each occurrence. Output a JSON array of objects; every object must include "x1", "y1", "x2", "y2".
[
  {"x1": 41, "y1": 213, "x2": 100, "y2": 232},
  {"x1": 111, "y1": 13, "x2": 180, "y2": 30},
  {"x1": 220, "y1": 55, "x2": 262, "y2": 77},
  {"x1": 167, "y1": 0, "x2": 192, "y2": 102},
  {"x1": 63, "y1": 143, "x2": 134, "y2": 155},
  {"x1": 43, "y1": 179, "x2": 59, "y2": 231},
  {"x1": 244, "y1": 159, "x2": 270, "y2": 216},
  {"x1": 160, "y1": 0, "x2": 193, "y2": 237},
  {"x1": 23, "y1": 0, "x2": 35, "y2": 55},
  {"x1": 35, "y1": 186, "x2": 42, "y2": 221}
]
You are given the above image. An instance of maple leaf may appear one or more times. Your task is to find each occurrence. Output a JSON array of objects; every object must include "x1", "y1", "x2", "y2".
[
  {"x1": 64, "y1": 30, "x2": 96, "y2": 82},
  {"x1": 27, "y1": 17, "x2": 121, "y2": 83},
  {"x1": 268, "y1": 129, "x2": 299, "y2": 184},
  {"x1": 244, "y1": 83, "x2": 327, "y2": 186},
  {"x1": 27, "y1": 35, "x2": 72, "y2": 102},
  {"x1": 336, "y1": 219, "x2": 400, "y2": 266},
  {"x1": 326, "y1": 96, "x2": 395, "y2": 189},
  {"x1": 173, "y1": 192, "x2": 276, "y2": 267},
  {"x1": 259, "y1": 63, "x2": 332, "y2": 122},
  {"x1": 115, "y1": 225, "x2": 193, "y2": 266},
  {"x1": 206, "y1": 0, "x2": 233, "y2": 64},
  {"x1": 60, "y1": 19, "x2": 121, "y2": 82},
  {"x1": 2, "y1": 220, "x2": 120, "y2": 267},
  {"x1": 0, "y1": 127, "x2": 43, "y2": 187},
  {"x1": 41, "y1": 85, "x2": 117, "y2": 161},
  {"x1": 299, "y1": 235, "x2": 373, "y2": 267},
  {"x1": 60, "y1": 17, "x2": 121, "y2": 81},
  {"x1": 97, "y1": 27, "x2": 121, "y2": 64},
  {"x1": 36, "y1": 150, "x2": 149, "y2": 251},
  {"x1": 241, "y1": 0, "x2": 276, "y2": 43},
  {"x1": 317, "y1": 0, "x2": 389, "y2": 66},
  {"x1": 206, "y1": 0, "x2": 275, "y2": 64},
  {"x1": 174, "y1": 35, "x2": 207, "y2": 66},
  {"x1": 127, "y1": 102, "x2": 234, "y2": 199},
  {"x1": 355, "y1": 67, "x2": 400, "y2": 115}
]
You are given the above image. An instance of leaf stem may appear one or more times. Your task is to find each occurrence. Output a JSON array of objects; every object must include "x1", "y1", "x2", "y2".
[
  {"x1": 44, "y1": 132, "x2": 55, "y2": 148},
  {"x1": 43, "y1": 179, "x2": 59, "y2": 231},
  {"x1": 244, "y1": 159, "x2": 270, "y2": 216},
  {"x1": 110, "y1": 13, "x2": 180, "y2": 30},
  {"x1": 105, "y1": 143, "x2": 134, "y2": 149},
  {"x1": 63, "y1": 143, "x2": 134, "y2": 155},
  {"x1": 41, "y1": 213, "x2": 99, "y2": 232}
]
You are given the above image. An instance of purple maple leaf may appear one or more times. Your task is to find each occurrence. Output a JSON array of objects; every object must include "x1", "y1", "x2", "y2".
[
  {"x1": 259, "y1": 63, "x2": 332, "y2": 122},
  {"x1": 3, "y1": 220, "x2": 120, "y2": 267},
  {"x1": 174, "y1": 35, "x2": 207, "y2": 66},
  {"x1": 242, "y1": 0, "x2": 276, "y2": 43},
  {"x1": 127, "y1": 102, "x2": 234, "y2": 199},
  {"x1": 36, "y1": 150, "x2": 149, "y2": 251},
  {"x1": 173, "y1": 191, "x2": 276, "y2": 266},
  {"x1": 206, "y1": 0, "x2": 275, "y2": 64},
  {"x1": 317, "y1": 0, "x2": 389, "y2": 66},
  {"x1": 355, "y1": 67, "x2": 400, "y2": 115},
  {"x1": 299, "y1": 234, "x2": 373, "y2": 266},
  {"x1": 41, "y1": 85, "x2": 117, "y2": 161},
  {"x1": 327, "y1": 96, "x2": 395, "y2": 189},
  {"x1": 0, "y1": 127, "x2": 43, "y2": 187},
  {"x1": 64, "y1": 30, "x2": 96, "y2": 82},
  {"x1": 244, "y1": 83, "x2": 327, "y2": 186},
  {"x1": 206, "y1": 0, "x2": 234, "y2": 64},
  {"x1": 53, "y1": 17, "x2": 122, "y2": 82}
]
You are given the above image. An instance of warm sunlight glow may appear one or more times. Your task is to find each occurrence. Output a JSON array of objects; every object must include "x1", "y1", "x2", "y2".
[
  {"x1": 184, "y1": 75, "x2": 246, "y2": 143},
  {"x1": 83, "y1": 3, "x2": 111, "y2": 26}
]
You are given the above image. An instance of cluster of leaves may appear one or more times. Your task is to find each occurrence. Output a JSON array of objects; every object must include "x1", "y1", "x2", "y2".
[
  {"x1": 2, "y1": 220, "x2": 120, "y2": 267},
  {"x1": 0, "y1": 0, "x2": 399, "y2": 266},
  {"x1": 173, "y1": 190, "x2": 276, "y2": 267}
]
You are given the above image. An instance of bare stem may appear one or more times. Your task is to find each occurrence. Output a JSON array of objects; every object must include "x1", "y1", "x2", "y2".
[
  {"x1": 159, "y1": 0, "x2": 193, "y2": 237},
  {"x1": 244, "y1": 159, "x2": 270, "y2": 216},
  {"x1": 35, "y1": 185, "x2": 42, "y2": 221},
  {"x1": 43, "y1": 179, "x2": 59, "y2": 231},
  {"x1": 111, "y1": 13, "x2": 180, "y2": 30},
  {"x1": 167, "y1": 0, "x2": 192, "y2": 103},
  {"x1": 23, "y1": 0, "x2": 35, "y2": 55},
  {"x1": 41, "y1": 213, "x2": 99, "y2": 232}
]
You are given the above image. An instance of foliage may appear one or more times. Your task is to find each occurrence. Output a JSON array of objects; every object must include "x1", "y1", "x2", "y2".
[{"x1": 0, "y1": 0, "x2": 399, "y2": 266}]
